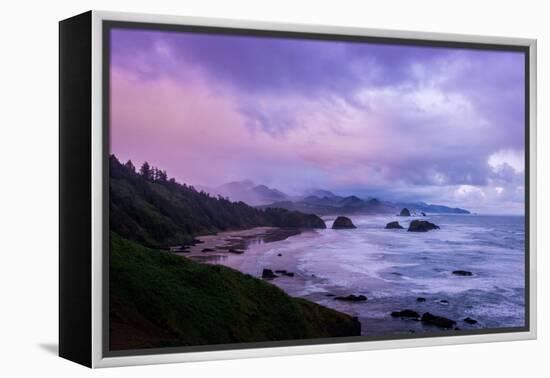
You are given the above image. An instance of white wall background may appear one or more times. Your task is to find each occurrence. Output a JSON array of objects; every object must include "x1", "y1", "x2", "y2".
[{"x1": 0, "y1": 0, "x2": 546, "y2": 376}]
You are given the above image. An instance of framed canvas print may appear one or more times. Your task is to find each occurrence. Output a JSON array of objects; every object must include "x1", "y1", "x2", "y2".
[{"x1": 59, "y1": 10, "x2": 537, "y2": 368}]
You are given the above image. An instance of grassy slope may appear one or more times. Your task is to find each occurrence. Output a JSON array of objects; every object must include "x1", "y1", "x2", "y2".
[{"x1": 110, "y1": 233, "x2": 361, "y2": 350}]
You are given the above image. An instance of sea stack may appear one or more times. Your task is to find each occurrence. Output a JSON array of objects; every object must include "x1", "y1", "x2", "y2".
[
  {"x1": 391, "y1": 309, "x2": 420, "y2": 318},
  {"x1": 408, "y1": 220, "x2": 440, "y2": 232},
  {"x1": 421, "y1": 313, "x2": 456, "y2": 329},
  {"x1": 385, "y1": 221, "x2": 404, "y2": 229},
  {"x1": 452, "y1": 270, "x2": 473, "y2": 276},
  {"x1": 332, "y1": 216, "x2": 357, "y2": 229},
  {"x1": 399, "y1": 208, "x2": 411, "y2": 216}
]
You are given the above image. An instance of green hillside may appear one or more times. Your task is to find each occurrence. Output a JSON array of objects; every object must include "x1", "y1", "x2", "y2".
[
  {"x1": 110, "y1": 233, "x2": 361, "y2": 350},
  {"x1": 109, "y1": 155, "x2": 326, "y2": 248}
]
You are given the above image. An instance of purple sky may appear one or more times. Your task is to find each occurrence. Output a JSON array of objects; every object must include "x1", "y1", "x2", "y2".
[{"x1": 110, "y1": 28, "x2": 526, "y2": 214}]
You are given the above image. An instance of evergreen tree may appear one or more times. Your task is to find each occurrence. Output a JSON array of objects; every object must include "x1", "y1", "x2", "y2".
[
  {"x1": 124, "y1": 160, "x2": 136, "y2": 173},
  {"x1": 139, "y1": 162, "x2": 151, "y2": 180},
  {"x1": 158, "y1": 170, "x2": 168, "y2": 182}
]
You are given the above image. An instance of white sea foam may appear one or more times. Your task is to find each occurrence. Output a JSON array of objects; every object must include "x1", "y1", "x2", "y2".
[{"x1": 202, "y1": 213, "x2": 526, "y2": 333}]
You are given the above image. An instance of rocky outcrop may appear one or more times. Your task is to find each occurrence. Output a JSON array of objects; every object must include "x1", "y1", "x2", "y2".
[
  {"x1": 332, "y1": 216, "x2": 357, "y2": 229},
  {"x1": 264, "y1": 208, "x2": 327, "y2": 229},
  {"x1": 407, "y1": 220, "x2": 440, "y2": 232},
  {"x1": 399, "y1": 208, "x2": 411, "y2": 216},
  {"x1": 262, "y1": 269, "x2": 277, "y2": 279},
  {"x1": 391, "y1": 310, "x2": 420, "y2": 318},
  {"x1": 416, "y1": 297, "x2": 427, "y2": 302},
  {"x1": 334, "y1": 294, "x2": 367, "y2": 302},
  {"x1": 452, "y1": 270, "x2": 473, "y2": 276},
  {"x1": 187, "y1": 239, "x2": 204, "y2": 246},
  {"x1": 421, "y1": 312, "x2": 456, "y2": 329},
  {"x1": 463, "y1": 317, "x2": 478, "y2": 325},
  {"x1": 385, "y1": 221, "x2": 404, "y2": 229},
  {"x1": 275, "y1": 270, "x2": 295, "y2": 277}
]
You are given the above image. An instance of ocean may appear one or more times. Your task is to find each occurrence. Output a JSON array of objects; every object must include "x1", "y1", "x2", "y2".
[{"x1": 187, "y1": 213, "x2": 526, "y2": 336}]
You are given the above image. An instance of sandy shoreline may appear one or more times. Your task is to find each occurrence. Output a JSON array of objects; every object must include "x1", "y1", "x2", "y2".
[
  {"x1": 175, "y1": 227, "x2": 300, "y2": 263},
  {"x1": 175, "y1": 226, "x2": 373, "y2": 325},
  {"x1": 170, "y1": 214, "x2": 525, "y2": 336}
]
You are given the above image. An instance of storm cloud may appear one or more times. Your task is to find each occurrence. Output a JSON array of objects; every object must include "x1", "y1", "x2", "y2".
[{"x1": 110, "y1": 28, "x2": 526, "y2": 214}]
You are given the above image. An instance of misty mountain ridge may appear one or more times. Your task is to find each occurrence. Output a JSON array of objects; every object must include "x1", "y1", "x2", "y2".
[
  {"x1": 261, "y1": 195, "x2": 398, "y2": 216},
  {"x1": 208, "y1": 181, "x2": 470, "y2": 215},
  {"x1": 201, "y1": 180, "x2": 289, "y2": 206},
  {"x1": 395, "y1": 202, "x2": 470, "y2": 215},
  {"x1": 305, "y1": 189, "x2": 340, "y2": 199}
]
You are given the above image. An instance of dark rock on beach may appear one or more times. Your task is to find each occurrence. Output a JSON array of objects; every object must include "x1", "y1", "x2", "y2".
[
  {"x1": 408, "y1": 220, "x2": 440, "y2": 232},
  {"x1": 334, "y1": 294, "x2": 368, "y2": 302},
  {"x1": 188, "y1": 239, "x2": 204, "y2": 246},
  {"x1": 332, "y1": 216, "x2": 357, "y2": 229},
  {"x1": 201, "y1": 248, "x2": 216, "y2": 253},
  {"x1": 416, "y1": 297, "x2": 427, "y2": 302},
  {"x1": 228, "y1": 248, "x2": 245, "y2": 254},
  {"x1": 385, "y1": 221, "x2": 404, "y2": 229},
  {"x1": 399, "y1": 208, "x2": 411, "y2": 217},
  {"x1": 464, "y1": 317, "x2": 478, "y2": 325},
  {"x1": 277, "y1": 253, "x2": 282, "y2": 257},
  {"x1": 421, "y1": 212, "x2": 426, "y2": 216},
  {"x1": 452, "y1": 270, "x2": 473, "y2": 276},
  {"x1": 262, "y1": 269, "x2": 277, "y2": 279},
  {"x1": 421, "y1": 313, "x2": 456, "y2": 329},
  {"x1": 391, "y1": 310, "x2": 420, "y2": 318},
  {"x1": 275, "y1": 270, "x2": 295, "y2": 277},
  {"x1": 438, "y1": 299, "x2": 449, "y2": 305}
]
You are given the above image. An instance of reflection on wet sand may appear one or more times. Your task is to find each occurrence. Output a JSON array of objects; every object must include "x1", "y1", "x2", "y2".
[{"x1": 175, "y1": 227, "x2": 301, "y2": 264}]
